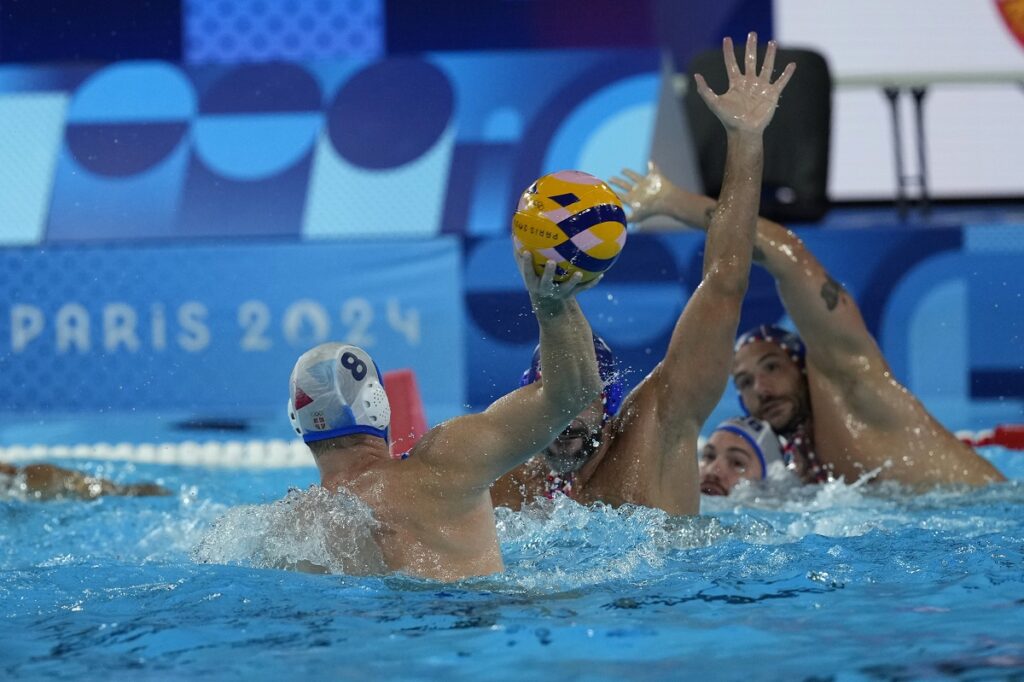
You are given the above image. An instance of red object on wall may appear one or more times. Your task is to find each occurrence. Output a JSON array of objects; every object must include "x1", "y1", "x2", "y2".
[{"x1": 383, "y1": 369, "x2": 428, "y2": 458}]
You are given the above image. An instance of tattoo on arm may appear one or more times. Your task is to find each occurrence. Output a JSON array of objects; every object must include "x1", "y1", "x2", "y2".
[
  {"x1": 752, "y1": 245, "x2": 766, "y2": 263},
  {"x1": 820, "y1": 274, "x2": 843, "y2": 311}
]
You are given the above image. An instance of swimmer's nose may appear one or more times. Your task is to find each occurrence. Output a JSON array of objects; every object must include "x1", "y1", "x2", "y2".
[
  {"x1": 704, "y1": 458, "x2": 727, "y2": 478},
  {"x1": 754, "y1": 382, "x2": 776, "y2": 405}
]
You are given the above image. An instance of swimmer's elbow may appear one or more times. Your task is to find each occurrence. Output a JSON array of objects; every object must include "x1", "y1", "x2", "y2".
[
  {"x1": 771, "y1": 237, "x2": 820, "y2": 279},
  {"x1": 546, "y1": 379, "x2": 601, "y2": 416}
]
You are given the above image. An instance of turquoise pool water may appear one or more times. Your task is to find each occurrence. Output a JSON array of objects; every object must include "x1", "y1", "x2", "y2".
[{"x1": 2, "y1": 447, "x2": 1023, "y2": 681}]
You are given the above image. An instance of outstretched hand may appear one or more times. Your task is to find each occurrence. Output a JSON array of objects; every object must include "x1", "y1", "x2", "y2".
[
  {"x1": 609, "y1": 161, "x2": 671, "y2": 225},
  {"x1": 695, "y1": 32, "x2": 795, "y2": 134},
  {"x1": 516, "y1": 251, "x2": 601, "y2": 315}
]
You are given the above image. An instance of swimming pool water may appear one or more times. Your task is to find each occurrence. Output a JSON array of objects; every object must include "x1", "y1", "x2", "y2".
[{"x1": 2, "y1": 449, "x2": 1023, "y2": 681}]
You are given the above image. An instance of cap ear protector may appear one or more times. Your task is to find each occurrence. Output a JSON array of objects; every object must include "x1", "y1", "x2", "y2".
[
  {"x1": 520, "y1": 334, "x2": 624, "y2": 419},
  {"x1": 288, "y1": 343, "x2": 391, "y2": 444}
]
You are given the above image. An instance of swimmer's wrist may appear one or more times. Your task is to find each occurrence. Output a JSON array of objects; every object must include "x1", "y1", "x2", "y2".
[
  {"x1": 532, "y1": 297, "x2": 569, "y2": 319},
  {"x1": 725, "y1": 129, "x2": 765, "y2": 149}
]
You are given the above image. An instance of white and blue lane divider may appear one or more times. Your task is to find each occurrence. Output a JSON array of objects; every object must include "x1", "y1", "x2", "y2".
[
  {"x1": 0, "y1": 440, "x2": 314, "y2": 469},
  {"x1": 2, "y1": 426, "x2": 1019, "y2": 471}
]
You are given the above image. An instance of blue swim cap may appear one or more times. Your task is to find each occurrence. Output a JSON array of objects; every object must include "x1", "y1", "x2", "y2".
[
  {"x1": 712, "y1": 416, "x2": 783, "y2": 480},
  {"x1": 288, "y1": 343, "x2": 391, "y2": 444},
  {"x1": 520, "y1": 334, "x2": 623, "y2": 419},
  {"x1": 735, "y1": 324, "x2": 806, "y2": 370}
]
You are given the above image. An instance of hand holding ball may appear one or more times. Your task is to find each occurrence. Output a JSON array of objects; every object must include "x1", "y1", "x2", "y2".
[{"x1": 512, "y1": 170, "x2": 627, "y2": 283}]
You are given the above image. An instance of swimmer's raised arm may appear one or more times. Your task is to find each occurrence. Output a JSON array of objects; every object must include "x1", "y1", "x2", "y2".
[
  {"x1": 746, "y1": 215, "x2": 884, "y2": 382},
  {"x1": 630, "y1": 34, "x2": 794, "y2": 435},
  {"x1": 611, "y1": 160, "x2": 718, "y2": 230},
  {"x1": 612, "y1": 161, "x2": 880, "y2": 383},
  {"x1": 419, "y1": 253, "x2": 603, "y2": 490}
]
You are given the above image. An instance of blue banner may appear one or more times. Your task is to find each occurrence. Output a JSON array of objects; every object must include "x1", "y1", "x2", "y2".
[
  {"x1": 1, "y1": 225, "x2": 1021, "y2": 434},
  {"x1": 0, "y1": 239, "x2": 465, "y2": 423}
]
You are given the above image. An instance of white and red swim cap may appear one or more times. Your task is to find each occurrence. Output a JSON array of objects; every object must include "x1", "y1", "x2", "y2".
[{"x1": 288, "y1": 343, "x2": 391, "y2": 443}]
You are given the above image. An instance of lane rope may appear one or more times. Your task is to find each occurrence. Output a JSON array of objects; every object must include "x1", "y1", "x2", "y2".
[{"x1": 0, "y1": 440, "x2": 314, "y2": 469}]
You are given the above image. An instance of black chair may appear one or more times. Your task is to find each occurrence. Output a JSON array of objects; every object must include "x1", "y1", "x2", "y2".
[{"x1": 683, "y1": 45, "x2": 832, "y2": 223}]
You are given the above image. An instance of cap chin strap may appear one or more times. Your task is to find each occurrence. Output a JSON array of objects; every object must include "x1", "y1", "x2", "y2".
[{"x1": 303, "y1": 424, "x2": 389, "y2": 444}]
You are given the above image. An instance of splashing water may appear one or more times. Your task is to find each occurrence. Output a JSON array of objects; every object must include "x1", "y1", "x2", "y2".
[
  {"x1": 2, "y1": 457, "x2": 1023, "y2": 679},
  {"x1": 193, "y1": 486, "x2": 386, "y2": 576}
]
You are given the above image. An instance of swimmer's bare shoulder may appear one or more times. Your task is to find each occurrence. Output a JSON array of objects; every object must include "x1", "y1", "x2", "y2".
[
  {"x1": 404, "y1": 414, "x2": 521, "y2": 504},
  {"x1": 580, "y1": 374, "x2": 701, "y2": 515},
  {"x1": 350, "y1": 427, "x2": 509, "y2": 581},
  {"x1": 807, "y1": 364, "x2": 1005, "y2": 487},
  {"x1": 778, "y1": 251, "x2": 1000, "y2": 484}
]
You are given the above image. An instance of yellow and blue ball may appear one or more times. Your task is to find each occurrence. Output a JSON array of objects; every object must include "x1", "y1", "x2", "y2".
[{"x1": 512, "y1": 170, "x2": 627, "y2": 283}]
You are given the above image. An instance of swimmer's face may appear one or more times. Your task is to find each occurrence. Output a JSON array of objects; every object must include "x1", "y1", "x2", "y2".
[
  {"x1": 542, "y1": 401, "x2": 606, "y2": 474},
  {"x1": 699, "y1": 430, "x2": 763, "y2": 495},
  {"x1": 732, "y1": 340, "x2": 810, "y2": 433}
]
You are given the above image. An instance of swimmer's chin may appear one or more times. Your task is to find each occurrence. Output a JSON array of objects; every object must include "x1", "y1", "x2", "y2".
[{"x1": 758, "y1": 400, "x2": 792, "y2": 429}]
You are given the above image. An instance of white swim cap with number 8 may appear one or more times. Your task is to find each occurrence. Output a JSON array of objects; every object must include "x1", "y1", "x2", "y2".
[{"x1": 288, "y1": 343, "x2": 391, "y2": 443}]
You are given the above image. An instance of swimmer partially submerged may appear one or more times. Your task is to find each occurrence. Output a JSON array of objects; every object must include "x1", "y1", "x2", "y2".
[
  {"x1": 699, "y1": 416, "x2": 783, "y2": 496},
  {"x1": 494, "y1": 32, "x2": 797, "y2": 515},
  {"x1": 283, "y1": 252, "x2": 604, "y2": 581},
  {"x1": 0, "y1": 461, "x2": 169, "y2": 500},
  {"x1": 614, "y1": 162, "x2": 1006, "y2": 489}
]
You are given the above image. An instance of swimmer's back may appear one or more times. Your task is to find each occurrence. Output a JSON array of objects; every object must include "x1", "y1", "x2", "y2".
[{"x1": 340, "y1": 436, "x2": 505, "y2": 581}]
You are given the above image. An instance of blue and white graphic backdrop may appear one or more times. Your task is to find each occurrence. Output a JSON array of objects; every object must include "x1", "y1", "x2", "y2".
[
  {"x1": 0, "y1": 50, "x2": 659, "y2": 246},
  {"x1": 0, "y1": 47, "x2": 1020, "y2": 431}
]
